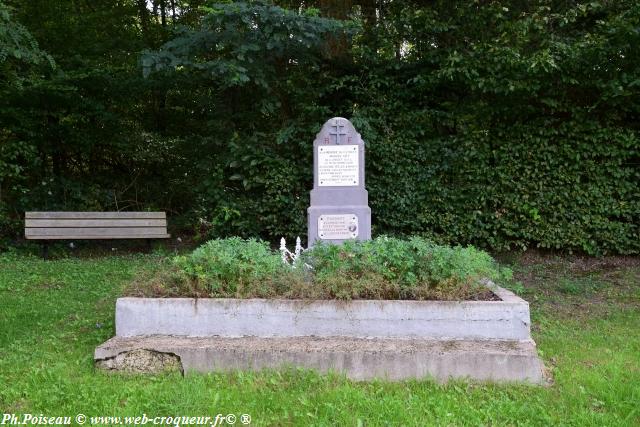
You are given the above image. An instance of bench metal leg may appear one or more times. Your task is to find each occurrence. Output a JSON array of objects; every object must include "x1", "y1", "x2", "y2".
[{"x1": 42, "y1": 242, "x2": 49, "y2": 261}]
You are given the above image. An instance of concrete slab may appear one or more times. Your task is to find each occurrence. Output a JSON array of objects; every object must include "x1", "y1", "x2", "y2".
[
  {"x1": 95, "y1": 335, "x2": 546, "y2": 384},
  {"x1": 115, "y1": 284, "x2": 531, "y2": 340}
]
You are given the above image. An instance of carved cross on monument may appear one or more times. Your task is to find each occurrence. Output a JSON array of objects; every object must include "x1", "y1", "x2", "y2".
[{"x1": 329, "y1": 118, "x2": 348, "y2": 144}]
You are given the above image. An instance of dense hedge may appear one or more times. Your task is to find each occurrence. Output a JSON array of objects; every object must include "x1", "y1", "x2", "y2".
[{"x1": 1, "y1": 1, "x2": 638, "y2": 254}]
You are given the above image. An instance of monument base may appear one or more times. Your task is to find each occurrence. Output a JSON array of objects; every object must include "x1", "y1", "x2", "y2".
[
  {"x1": 95, "y1": 335, "x2": 546, "y2": 384},
  {"x1": 307, "y1": 205, "x2": 371, "y2": 246}
]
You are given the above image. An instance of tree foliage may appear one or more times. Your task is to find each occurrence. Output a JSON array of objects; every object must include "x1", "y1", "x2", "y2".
[
  {"x1": 0, "y1": 1, "x2": 54, "y2": 88},
  {"x1": 0, "y1": 0, "x2": 638, "y2": 254}
]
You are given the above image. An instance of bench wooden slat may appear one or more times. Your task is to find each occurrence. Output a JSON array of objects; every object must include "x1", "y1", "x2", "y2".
[
  {"x1": 24, "y1": 212, "x2": 170, "y2": 245},
  {"x1": 25, "y1": 219, "x2": 167, "y2": 228},
  {"x1": 26, "y1": 227, "x2": 170, "y2": 239},
  {"x1": 25, "y1": 234, "x2": 171, "y2": 240},
  {"x1": 25, "y1": 212, "x2": 166, "y2": 219}
]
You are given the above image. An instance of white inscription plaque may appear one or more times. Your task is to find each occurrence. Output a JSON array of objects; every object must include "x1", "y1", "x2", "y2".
[
  {"x1": 318, "y1": 214, "x2": 358, "y2": 240},
  {"x1": 318, "y1": 145, "x2": 359, "y2": 187}
]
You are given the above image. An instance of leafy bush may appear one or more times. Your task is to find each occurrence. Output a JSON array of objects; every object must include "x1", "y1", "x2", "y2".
[
  {"x1": 303, "y1": 237, "x2": 508, "y2": 300},
  {"x1": 172, "y1": 237, "x2": 290, "y2": 296},
  {"x1": 129, "y1": 236, "x2": 509, "y2": 301}
]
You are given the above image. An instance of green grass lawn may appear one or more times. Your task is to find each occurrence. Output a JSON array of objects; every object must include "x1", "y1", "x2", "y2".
[{"x1": 1, "y1": 250, "x2": 638, "y2": 426}]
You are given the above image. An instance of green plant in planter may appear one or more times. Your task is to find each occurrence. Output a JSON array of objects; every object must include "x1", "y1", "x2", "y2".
[
  {"x1": 302, "y1": 236, "x2": 508, "y2": 300},
  {"x1": 136, "y1": 236, "x2": 509, "y2": 300},
  {"x1": 173, "y1": 237, "x2": 288, "y2": 296}
]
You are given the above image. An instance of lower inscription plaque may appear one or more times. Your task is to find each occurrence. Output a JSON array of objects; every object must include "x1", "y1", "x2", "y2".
[{"x1": 318, "y1": 214, "x2": 358, "y2": 240}]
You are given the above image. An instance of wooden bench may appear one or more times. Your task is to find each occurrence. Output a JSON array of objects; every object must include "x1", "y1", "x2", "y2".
[{"x1": 25, "y1": 212, "x2": 170, "y2": 258}]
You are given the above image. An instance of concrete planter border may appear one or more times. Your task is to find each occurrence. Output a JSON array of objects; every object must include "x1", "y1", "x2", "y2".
[
  {"x1": 115, "y1": 283, "x2": 531, "y2": 341},
  {"x1": 98, "y1": 283, "x2": 546, "y2": 383}
]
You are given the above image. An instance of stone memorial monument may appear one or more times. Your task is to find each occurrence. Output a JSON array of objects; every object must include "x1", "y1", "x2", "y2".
[{"x1": 307, "y1": 117, "x2": 371, "y2": 246}]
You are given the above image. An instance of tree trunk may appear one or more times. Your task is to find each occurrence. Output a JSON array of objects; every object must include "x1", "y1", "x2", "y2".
[
  {"x1": 319, "y1": 0, "x2": 353, "y2": 59},
  {"x1": 360, "y1": 0, "x2": 377, "y2": 49},
  {"x1": 137, "y1": 0, "x2": 150, "y2": 41},
  {"x1": 160, "y1": 0, "x2": 167, "y2": 27},
  {"x1": 319, "y1": 0, "x2": 352, "y2": 20}
]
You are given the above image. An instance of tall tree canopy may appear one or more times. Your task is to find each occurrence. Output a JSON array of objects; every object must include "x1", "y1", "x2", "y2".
[
  {"x1": 1, "y1": 0, "x2": 638, "y2": 254},
  {"x1": 0, "y1": 1, "x2": 54, "y2": 88}
]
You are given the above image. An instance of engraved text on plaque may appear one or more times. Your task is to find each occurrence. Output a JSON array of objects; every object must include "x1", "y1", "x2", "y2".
[
  {"x1": 318, "y1": 145, "x2": 359, "y2": 187},
  {"x1": 318, "y1": 214, "x2": 358, "y2": 240}
]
